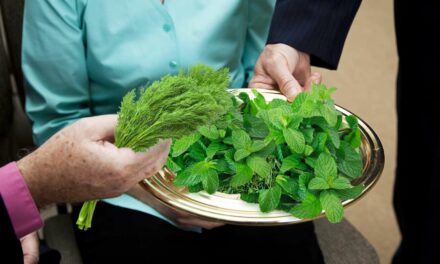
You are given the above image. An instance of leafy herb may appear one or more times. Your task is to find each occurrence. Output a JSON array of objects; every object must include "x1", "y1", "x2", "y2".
[
  {"x1": 169, "y1": 84, "x2": 364, "y2": 223},
  {"x1": 77, "y1": 65, "x2": 233, "y2": 230}
]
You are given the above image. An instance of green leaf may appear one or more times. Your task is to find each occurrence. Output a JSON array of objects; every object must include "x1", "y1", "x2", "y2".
[
  {"x1": 338, "y1": 142, "x2": 363, "y2": 179},
  {"x1": 246, "y1": 155, "x2": 271, "y2": 178},
  {"x1": 276, "y1": 175, "x2": 299, "y2": 199},
  {"x1": 269, "y1": 99, "x2": 290, "y2": 109},
  {"x1": 173, "y1": 166, "x2": 202, "y2": 186},
  {"x1": 344, "y1": 127, "x2": 361, "y2": 149},
  {"x1": 253, "y1": 140, "x2": 277, "y2": 158},
  {"x1": 291, "y1": 92, "x2": 309, "y2": 112},
  {"x1": 240, "y1": 193, "x2": 259, "y2": 203},
  {"x1": 234, "y1": 149, "x2": 251, "y2": 161},
  {"x1": 315, "y1": 153, "x2": 337, "y2": 180},
  {"x1": 298, "y1": 172, "x2": 314, "y2": 200},
  {"x1": 172, "y1": 133, "x2": 200, "y2": 157},
  {"x1": 213, "y1": 159, "x2": 233, "y2": 173},
  {"x1": 302, "y1": 127, "x2": 314, "y2": 143},
  {"x1": 252, "y1": 89, "x2": 268, "y2": 110},
  {"x1": 330, "y1": 177, "x2": 353, "y2": 190},
  {"x1": 304, "y1": 145, "x2": 314, "y2": 156},
  {"x1": 258, "y1": 185, "x2": 282, "y2": 213},
  {"x1": 198, "y1": 125, "x2": 220, "y2": 140},
  {"x1": 202, "y1": 169, "x2": 219, "y2": 194},
  {"x1": 232, "y1": 129, "x2": 252, "y2": 150},
  {"x1": 188, "y1": 141, "x2": 206, "y2": 161},
  {"x1": 188, "y1": 183, "x2": 204, "y2": 193},
  {"x1": 345, "y1": 115, "x2": 358, "y2": 128},
  {"x1": 243, "y1": 115, "x2": 269, "y2": 139},
  {"x1": 305, "y1": 157, "x2": 316, "y2": 169},
  {"x1": 280, "y1": 155, "x2": 308, "y2": 173},
  {"x1": 230, "y1": 163, "x2": 254, "y2": 187},
  {"x1": 308, "y1": 177, "x2": 330, "y2": 190},
  {"x1": 206, "y1": 142, "x2": 227, "y2": 159},
  {"x1": 327, "y1": 128, "x2": 341, "y2": 149},
  {"x1": 224, "y1": 149, "x2": 236, "y2": 171},
  {"x1": 166, "y1": 157, "x2": 182, "y2": 173},
  {"x1": 250, "y1": 140, "x2": 267, "y2": 153},
  {"x1": 319, "y1": 103, "x2": 338, "y2": 126},
  {"x1": 290, "y1": 192, "x2": 322, "y2": 219},
  {"x1": 283, "y1": 128, "x2": 305, "y2": 154},
  {"x1": 320, "y1": 190, "x2": 344, "y2": 223},
  {"x1": 335, "y1": 184, "x2": 365, "y2": 200}
]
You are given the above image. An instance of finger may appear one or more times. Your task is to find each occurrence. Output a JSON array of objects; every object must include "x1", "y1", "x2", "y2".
[
  {"x1": 131, "y1": 139, "x2": 172, "y2": 175},
  {"x1": 265, "y1": 61, "x2": 302, "y2": 101},
  {"x1": 249, "y1": 74, "x2": 277, "y2": 90},
  {"x1": 304, "y1": 72, "x2": 322, "y2": 91},
  {"x1": 85, "y1": 115, "x2": 118, "y2": 141},
  {"x1": 21, "y1": 233, "x2": 39, "y2": 264}
]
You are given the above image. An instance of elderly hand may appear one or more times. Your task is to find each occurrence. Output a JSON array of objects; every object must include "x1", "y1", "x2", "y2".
[
  {"x1": 17, "y1": 115, "x2": 171, "y2": 207},
  {"x1": 249, "y1": 43, "x2": 322, "y2": 101}
]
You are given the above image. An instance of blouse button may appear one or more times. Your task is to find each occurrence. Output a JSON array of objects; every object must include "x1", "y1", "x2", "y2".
[
  {"x1": 169, "y1": 61, "x2": 178, "y2": 68},
  {"x1": 163, "y1": 24, "x2": 172, "y2": 32}
]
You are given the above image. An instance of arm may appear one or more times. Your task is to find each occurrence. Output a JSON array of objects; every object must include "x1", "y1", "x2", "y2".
[
  {"x1": 22, "y1": 0, "x2": 90, "y2": 145},
  {"x1": 267, "y1": 0, "x2": 361, "y2": 69}
]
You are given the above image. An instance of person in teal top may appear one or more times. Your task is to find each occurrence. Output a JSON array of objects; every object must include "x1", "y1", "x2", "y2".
[{"x1": 23, "y1": 1, "x2": 325, "y2": 262}]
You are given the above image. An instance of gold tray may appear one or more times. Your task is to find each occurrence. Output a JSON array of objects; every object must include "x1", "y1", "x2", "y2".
[{"x1": 140, "y1": 88, "x2": 385, "y2": 226}]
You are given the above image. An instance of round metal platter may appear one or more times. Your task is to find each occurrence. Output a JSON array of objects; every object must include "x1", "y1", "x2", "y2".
[{"x1": 140, "y1": 89, "x2": 385, "y2": 226}]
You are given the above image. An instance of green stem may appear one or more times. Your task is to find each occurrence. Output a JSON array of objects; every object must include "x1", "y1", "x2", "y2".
[{"x1": 76, "y1": 200, "x2": 98, "y2": 230}]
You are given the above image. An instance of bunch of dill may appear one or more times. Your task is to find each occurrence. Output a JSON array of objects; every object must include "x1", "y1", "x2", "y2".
[{"x1": 77, "y1": 65, "x2": 233, "y2": 230}]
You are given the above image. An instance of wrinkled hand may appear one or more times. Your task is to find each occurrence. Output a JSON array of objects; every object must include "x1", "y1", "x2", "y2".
[
  {"x1": 20, "y1": 232, "x2": 39, "y2": 264},
  {"x1": 249, "y1": 43, "x2": 322, "y2": 101},
  {"x1": 128, "y1": 184, "x2": 224, "y2": 230},
  {"x1": 17, "y1": 115, "x2": 171, "y2": 207}
]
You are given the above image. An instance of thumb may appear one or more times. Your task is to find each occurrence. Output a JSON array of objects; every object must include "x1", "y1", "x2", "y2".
[
  {"x1": 132, "y1": 139, "x2": 171, "y2": 176},
  {"x1": 265, "y1": 62, "x2": 302, "y2": 101}
]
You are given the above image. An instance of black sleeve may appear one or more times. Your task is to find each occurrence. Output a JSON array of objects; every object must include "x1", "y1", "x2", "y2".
[
  {"x1": 0, "y1": 194, "x2": 23, "y2": 263},
  {"x1": 267, "y1": 0, "x2": 362, "y2": 69}
]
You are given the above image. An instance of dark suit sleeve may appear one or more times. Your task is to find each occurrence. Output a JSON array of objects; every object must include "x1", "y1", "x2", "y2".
[
  {"x1": 267, "y1": 0, "x2": 361, "y2": 69},
  {"x1": 0, "y1": 194, "x2": 23, "y2": 263}
]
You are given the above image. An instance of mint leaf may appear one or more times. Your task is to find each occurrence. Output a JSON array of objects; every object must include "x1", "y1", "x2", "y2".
[
  {"x1": 304, "y1": 145, "x2": 314, "y2": 156},
  {"x1": 173, "y1": 166, "x2": 202, "y2": 186},
  {"x1": 234, "y1": 149, "x2": 251, "y2": 161},
  {"x1": 315, "y1": 153, "x2": 337, "y2": 180},
  {"x1": 330, "y1": 177, "x2": 353, "y2": 190},
  {"x1": 320, "y1": 102, "x2": 338, "y2": 126},
  {"x1": 232, "y1": 129, "x2": 252, "y2": 150},
  {"x1": 252, "y1": 89, "x2": 268, "y2": 110},
  {"x1": 240, "y1": 193, "x2": 259, "y2": 203},
  {"x1": 320, "y1": 190, "x2": 344, "y2": 223},
  {"x1": 290, "y1": 192, "x2": 322, "y2": 219},
  {"x1": 206, "y1": 142, "x2": 227, "y2": 159},
  {"x1": 172, "y1": 133, "x2": 200, "y2": 157},
  {"x1": 338, "y1": 142, "x2": 363, "y2": 179},
  {"x1": 246, "y1": 155, "x2": 271, "y2": 178},
  {"x1": 166, "y1": 157, "x2": 182, "y2": 173},
  {"x1": 345, "y1": 115, "x2": 358, "y2": 128},
  {"x1": 344, "y1": 127, "x2": 361, "y2": 148},
  {"x1": 258, "y1": 185, "x2": 282, "y2": 213},
  {"x1": 276, "y1": 175, "x2": 299, "y2": 199},
  {"x1": 336, "y1": 184, "x2": 365, "y2": 200},
  {"x1": 188, "y1": 141, "x2": 206, "y2": 161},
  {"x1": 188, "y1": 183, "x2": 204, "y2": 193},
  {"x1": 308, "y1": 177, "x2": 330, "y2": 190},
  {"x1": 302, "y1": 127, "x2": 314, "y2": 143},
  {"x1": 198, "y1": 125, "x2": 220, "y2": 140},
  {"x1": 202, "y1": 169, "x2": 219, "y2": 194},
  {"x1": 230, "y1": 163, "x2": 254, "y2": 187},
  {"x1": 291, "y1": 92, "x2": 309, "y2": 112},
  {"x1": 298, "y1": 172, "x2": 314, "y2": 200},
  {"x1": 253, "y1": 140, "x2": 277, "y2": 157},
  {"x1": 283, "y1": 128, "x2": 305, "y2": 154},
  {"x1": 250, "y1": 140, "x2": 267, "y2": 153},
  {"x1": 327, "y1": 128, "x2": 341, "y2": 149},
  {"x1": 243, "y1": 114, "x2": 269, "y2": 139},
  {"x1": 280, "y1": 155, "x2": 308, "y2": 173}
]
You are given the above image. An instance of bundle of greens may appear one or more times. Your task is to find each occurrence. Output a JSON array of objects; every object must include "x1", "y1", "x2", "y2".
[
  {"x1": 169, "y1": 85, "x2": 364, "y2": 223},
  {"x1": 77, "y1": 65, "x2": 233, "y2": 230}
]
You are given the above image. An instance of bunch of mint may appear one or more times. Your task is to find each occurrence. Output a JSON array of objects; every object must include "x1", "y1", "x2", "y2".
[{"x1": 169, "y1": 85, "x2": 364, "y2": 223}]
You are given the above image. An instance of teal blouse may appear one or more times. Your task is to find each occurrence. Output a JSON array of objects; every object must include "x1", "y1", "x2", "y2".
[{"x1": 22, "y1": 0, "x2": 275, "y2": 228}]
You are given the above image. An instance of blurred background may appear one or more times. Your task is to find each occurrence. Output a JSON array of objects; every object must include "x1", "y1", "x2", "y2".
[{"x1": 317, "y1": 0, "x2": 400, "y2": 263}]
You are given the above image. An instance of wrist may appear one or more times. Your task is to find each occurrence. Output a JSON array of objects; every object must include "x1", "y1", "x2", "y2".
[{"x1": 17, "y1": 154, "x2": 46, "y2": 208}]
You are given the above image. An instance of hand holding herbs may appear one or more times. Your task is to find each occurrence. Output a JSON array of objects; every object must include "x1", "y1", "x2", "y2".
[
  {"x1": 170, "y1": 85, "x2": 364, "y2": 223},
  {"x1": 77, "y1": 65, "x2": 233, "y2": 230}
]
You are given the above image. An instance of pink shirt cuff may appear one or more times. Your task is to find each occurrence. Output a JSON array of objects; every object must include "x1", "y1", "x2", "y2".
[{"x1": 0, "y1": 162, "x2": 43, "y2": 238}]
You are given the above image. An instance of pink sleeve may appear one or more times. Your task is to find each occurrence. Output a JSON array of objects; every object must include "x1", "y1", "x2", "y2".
[{"x1": 0, "y1": 162, "x2": 43, "y2": 238}]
